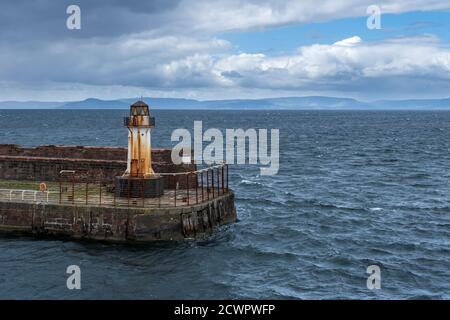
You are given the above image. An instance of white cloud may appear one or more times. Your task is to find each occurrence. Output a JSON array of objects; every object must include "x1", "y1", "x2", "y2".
[
  {"x1": 1, "y1": 0, "x2": 450, "y2": 100},
  {"x1": 334, "y1": 36, "x2": 362, "y2": 47},
  {"x1": 208, "y1": 35, "x2": 450, "y2": 94},
  {"x1": 0, "y1": 33, "x2": 232, "y2": 87},
  {"x1": 3, "y1": 34, "x2": 450, "y2": 100},
  {"x1": 175, "y1": 0, "x2": 450, "y2": 33}
]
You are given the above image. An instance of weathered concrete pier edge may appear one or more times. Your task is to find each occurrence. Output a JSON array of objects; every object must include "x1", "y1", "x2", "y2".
[{"x1": 0, "y1": 192, "x2": 236, "y2": 242}]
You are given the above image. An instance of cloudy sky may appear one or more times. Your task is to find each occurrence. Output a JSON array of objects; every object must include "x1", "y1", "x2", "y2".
[{"x1": 0, "y1": 0, "x2": 450, "y2": 101}]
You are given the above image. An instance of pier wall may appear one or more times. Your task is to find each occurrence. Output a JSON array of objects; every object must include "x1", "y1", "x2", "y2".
[
  {"x1": 0, "y1": 192, "x2": 236, "y2": 242},
  {"x1": 0, "y1": 144, "x2": 195, "y2": 187}
]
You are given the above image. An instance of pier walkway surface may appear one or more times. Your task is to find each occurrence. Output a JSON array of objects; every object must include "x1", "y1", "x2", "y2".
[
  {"x1": 0, "y1": 163, "x2": 229, "y2": 209},
  {"x1": 0, "y1": 162, "x2": 236, "y2": 241},
  {"x1": 0, "y1": 181, "x2": 229, "y2": 209}
]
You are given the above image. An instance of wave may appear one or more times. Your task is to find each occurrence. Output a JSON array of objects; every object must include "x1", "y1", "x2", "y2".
[{"x1": 239, "y1": 179, "x2": 263, "y2": 186}]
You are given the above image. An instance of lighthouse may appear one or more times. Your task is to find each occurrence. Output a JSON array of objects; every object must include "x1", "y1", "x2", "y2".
[{"x1": 115, "y1": 100, "x2": 164, "y2": 198}]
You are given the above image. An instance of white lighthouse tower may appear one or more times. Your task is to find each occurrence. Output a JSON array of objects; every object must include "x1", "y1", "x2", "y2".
[
  {"x1": 115, "y1": 100, "x2": 164, "y2": 198},
  {"x1": 124, "y1": 100, "x2": 155, "y2": 177}
]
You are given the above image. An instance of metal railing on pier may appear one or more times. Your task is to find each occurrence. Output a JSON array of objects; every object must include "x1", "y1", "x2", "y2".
[
  {"x1": 0, "y1": 189, "x2": 57, "y2": 204},
  {"x1": 0, "y1": 164, "x2": 230, "y2": 209}
]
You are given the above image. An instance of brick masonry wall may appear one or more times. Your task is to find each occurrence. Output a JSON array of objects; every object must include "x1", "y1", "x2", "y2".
[
  {"x1": 0, "y1": 144, "x2": 196, "y2": 188},
  {"x1": 0, "y1": 144, "x2": 172, "y2": 162}
]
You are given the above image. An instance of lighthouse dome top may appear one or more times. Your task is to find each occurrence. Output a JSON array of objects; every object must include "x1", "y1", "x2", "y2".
[
  {"x1": 130, "y1": 100, "x2": 149, "y2": 116},
  {"x1": 131, "y1": 100, "x2": 148, "y2": 108}
]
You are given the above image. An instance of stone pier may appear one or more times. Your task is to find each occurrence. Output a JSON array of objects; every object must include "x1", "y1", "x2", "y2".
[{"x1": 0, "y1": 192, "x2": 236, "y2": 242}]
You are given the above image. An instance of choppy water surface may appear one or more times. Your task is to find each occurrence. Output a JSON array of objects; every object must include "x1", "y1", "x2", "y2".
[{"x1": 0, "y1": 110, "x2": 449, "y2": 299}]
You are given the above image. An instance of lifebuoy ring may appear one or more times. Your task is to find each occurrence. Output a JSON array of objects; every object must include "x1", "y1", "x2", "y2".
[{"x1": 39, "y1": 182, "x2": 47, "y2": 192}]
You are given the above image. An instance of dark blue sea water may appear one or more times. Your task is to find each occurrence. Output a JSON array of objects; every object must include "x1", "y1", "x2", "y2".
[{"x1": 0, "y1": 110, "x2": 449, "y2": 299}]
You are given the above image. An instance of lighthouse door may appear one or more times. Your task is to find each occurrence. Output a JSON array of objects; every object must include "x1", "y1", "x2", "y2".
[{"x1": 131, "y1": 159, "x2": 139, "y2": 177}]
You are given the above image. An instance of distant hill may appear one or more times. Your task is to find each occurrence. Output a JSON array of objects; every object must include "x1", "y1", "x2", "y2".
[
  {"x1": 56, "y1": 96, "x2": 450, "y2": 110},
  {"x1": 374, "y1": 98, "x2": 450, "y2": 109},
  {"x1": 121, "y1": 97, "x2": 201, "y2": 109},
  {"x1": 0, "y1": 101, "x2": 63, "y2": 109},
  {"x1": 62, "y1": 98, "x2": 128, "y2": 109},
  {"x1": 263, "y1": 96, "x2": 373, "y2": 109},
  {"x1": 1, "y1": 96, "x2": 450, "y2": 110}
]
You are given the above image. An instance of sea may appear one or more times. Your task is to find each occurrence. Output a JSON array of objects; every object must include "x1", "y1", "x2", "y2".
[{"x1": 0, "y1": 109, "x2": 449, "y2": 299}]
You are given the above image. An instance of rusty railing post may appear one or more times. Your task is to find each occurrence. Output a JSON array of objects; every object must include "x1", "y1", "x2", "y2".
[
  {"x1": 99, "y1": 181, "x2": 102, "y2": 206},
  {"x1": 127, "y1": 178, "x2": 131, "y2": 207},
  {"x1": 59, "y1": 177, "x2": 62, "y2": 204},
  {"x1": 206, "y1": 169, "x2": 209, "y2": 200},
  {"x1": 217, "y1": 167, "x2": 220, "y2": 196},
  {"x1": 113, "y1": 183, "x2": 116, "y2": 207},
  {"x1": 186, "y1": 173, "x2": 189, "y2": 205},
  {"x1": 195, "y1": 172, "x2": 198, "y2": 204},
  {"x1": 85, "y1": 182, "x2": 88, "y2": 205},
  {"x1": 174, "y1": 175, "x2": 177, "y2": 207},
  {"x1": 221, "y1": 165, "x2": 224, "y2": 195},
  {"x1": 226, "y1": 164, "x2": 229, "y2": 192},
  {"x1": 212, "y1": 168, "x2": 215, "y2": 198},
  {"x1": 216, "y1": 167, "x2": 219, "y2": 196},
  {"x1": 72, "y1": 175, "x2": 75, "y2": 205},
  {"x1": 201, "y1": 171, "x2": 204, "y2": 202}
]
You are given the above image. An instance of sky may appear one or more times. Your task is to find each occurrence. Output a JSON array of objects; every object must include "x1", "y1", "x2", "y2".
[{"x1": 0, "y1": 0, "x2": 449, "y2": 102}]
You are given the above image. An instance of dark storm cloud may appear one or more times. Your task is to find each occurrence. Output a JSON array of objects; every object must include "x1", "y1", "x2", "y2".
[
  {"x1": 0, "y1": 0, "x2": 220, "y2": 89},
  {"x1": 0, "y1": 0, "x2": 181, "y2": 41}
]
